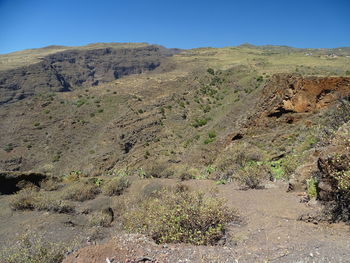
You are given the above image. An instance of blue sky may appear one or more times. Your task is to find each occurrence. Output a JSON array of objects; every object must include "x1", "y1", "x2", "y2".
[{"x1": 0, "y1": 0, "x2": 349, "y2": 54}]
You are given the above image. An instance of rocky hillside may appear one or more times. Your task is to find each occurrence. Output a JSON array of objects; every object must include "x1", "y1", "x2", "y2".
[
  {"x1": 0, "y1": 44, "x2": 178, "y2": 105},
  {"x1": 0, "y1": 43, "x2": 350, "y2": 263}
]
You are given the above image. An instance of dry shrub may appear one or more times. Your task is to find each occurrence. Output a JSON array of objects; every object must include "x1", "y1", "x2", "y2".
[
  {"x1": 178, "y1": 167, "x2": 200, "y2": 181},
  {"x1": 102, "y1": 176, "x2": 130, "y2": 196},
  {"x1": 143, "y1": 162, "x2": 170, "y2": 178},
  {"x1": 318, "y1": 152, "x2": 350, "y2": 222},
  {"x1": 9, "y1": 188, "x2": 74, "y2": 213},
  {"x1": 123, "y1": 189, "x2": 238, "y2": 245},
  {"x1": 35, "y1": 194, "x2": 75, "y2": 213},
  {"x1": 0, "y1": 232, "x2": 74, "y2": 263},
  {"x1": 235, "y1": 163, "x2": 268, "y2": 189},
  {"x1": 10, "y1": 188, "x2": 39, "y2": 210},
  {"x1": 88, "y1": 208, "x2": 114, "y2": 227},
  {"x1": 62, "y1": 182, "x2": 100, "y2": 202}
]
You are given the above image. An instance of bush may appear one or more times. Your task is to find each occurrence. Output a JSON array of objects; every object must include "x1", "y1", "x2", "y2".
[
  {"x1": 307, "y1": 177, "x2": 318, "y2": 199},
  {"x1": 317, "y1": 153, "x2": 350, "y2": 222},
  {"x1": 123, "y1": 189, "x2": 238, "y2": 245},
  {"x1": 88, "y1": 209, "x2": 114, "y2": 227},
  {"x1": 62, "y1": 182, "x2": 100, "y2": 202},
  {"x1": 178, "y1": 167, "x2": 200, "y2": 181},
  {"x1": 102, "y1": 176, "x2": 130, "y2": 196},
  {"x1": 3, "y1": 143, "x2": 14, "y2": 153},
  {"x1": 10, "y1": 188, "x2": 39, "y2": 210},
  {"x1": 235, "y1": 163, "x2": 267, "y2": 189},
  {"x1": 143, "y1": 163, "x2": 169, "y2": 178},
  {"x1": 207, "y1": 68, "x2": 215, "y2": 75},
  {"x1": 192, "y1": 118, "x2": 209, "y2": 128},
  {"x1": 208, "y1": 131, "x2": 216, "y2": 139},
  {"x1": 0, "y1": 233, "x2": 72, "y2": 263},
  {"x1": 10, "y1": 189, "x2": 74, "y2": 213}
]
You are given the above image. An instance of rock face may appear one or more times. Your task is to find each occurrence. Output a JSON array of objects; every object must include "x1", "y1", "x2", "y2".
[
  {"x1": 260, "y1": 74, "x2": 350, "y2": 117},
  {"x1": 0, "y1": 45, "x2": 178, "y2": 105}
]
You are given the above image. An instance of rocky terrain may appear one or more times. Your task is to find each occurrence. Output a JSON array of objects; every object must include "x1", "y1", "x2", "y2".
[{"x1": 0, "y1": 43, "x2": 349, "y2": 263}]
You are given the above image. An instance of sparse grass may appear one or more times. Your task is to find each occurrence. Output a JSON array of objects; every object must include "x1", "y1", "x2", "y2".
[{"x1": 123, "y1": 189, "x2": 238, "y2": 245}]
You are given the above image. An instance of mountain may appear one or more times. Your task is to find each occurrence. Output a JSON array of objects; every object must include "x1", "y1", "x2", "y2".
[{"x1": 0, "y1": 43, "x2": 349, "y2": 262}]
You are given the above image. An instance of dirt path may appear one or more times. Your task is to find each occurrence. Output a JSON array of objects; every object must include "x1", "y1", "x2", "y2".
[{"x1": 63, "y1": 180, "x2": 350, "y2": 263}]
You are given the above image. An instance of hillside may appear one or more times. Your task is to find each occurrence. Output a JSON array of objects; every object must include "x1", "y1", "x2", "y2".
[{"x1": 0, "y1": 43, "x2": 350, "y2": 263}]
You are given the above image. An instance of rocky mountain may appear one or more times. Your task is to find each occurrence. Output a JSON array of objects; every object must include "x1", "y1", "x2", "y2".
[
  {"x1": 0, "y1": 43, "x2": 349, "y2": 263},
  {"x1": 0, "y1": 44, "x2": 179, "y2": 105}
]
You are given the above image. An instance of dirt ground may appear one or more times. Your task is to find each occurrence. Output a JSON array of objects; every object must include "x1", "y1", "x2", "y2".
[{"x1": 61, "y1": 180, "x2": 350, "y2": 263}]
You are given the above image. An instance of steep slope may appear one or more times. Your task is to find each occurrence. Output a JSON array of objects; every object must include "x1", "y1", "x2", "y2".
[{"x1": 0, "y1": 44, "x2": 178, "y2": 105}]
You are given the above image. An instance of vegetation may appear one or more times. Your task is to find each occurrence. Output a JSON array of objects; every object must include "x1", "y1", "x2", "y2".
[
  {"x1": 0, "y1": 234, "x2": 69, "y2": 263},
  {"x1": 236, "y1": 162, "x2": 267, "y2": 189},
  {"x1": 62, "y1": 181, "x2": 100, "y2": 202},
  {"x1": 3, "y1": 143, "x2": 14, "y2": 152},
  {"x1": 10, "y1": 188, "x2": 74, "y2": 213},
  {"x1": 123, "y1": 189, "x2": 238, "y2": 245},
  {"x1": 102, "y1": 175, "x2": 130, "y2": 196},
  {"x1": 192, "y1": 117, "x2": 210, "y2": 128},
  {"x1": 88, "y1": 209, "x2": 113, "y2": 227},
  {"x1": 307, "y1": 177, "x2": 318, "y2": 199}
]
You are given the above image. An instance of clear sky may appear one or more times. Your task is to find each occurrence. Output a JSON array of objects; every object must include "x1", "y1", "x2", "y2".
[{"x1": 0, "y1": 0, "x2": 349, "y2": 54}]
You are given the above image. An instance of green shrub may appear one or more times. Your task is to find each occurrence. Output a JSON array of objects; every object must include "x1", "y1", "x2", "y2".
[
  {"x1": 208, "y1": 131, "x2": 216, "y2": 139},
  {"x1": 123, "y1": 189, "x2": 238, "y2": 245},
  {"x1": 75, "y1": 99, "x2": 86, "y2": 107},
  {"x1": 269, "y1": 160, "x2": 284, "y2": 179},
  {"x1": 307, "y1": 177, "x2": 318, "y2": 199},
  {"x1": 207, "y1": 68, "x2": 215, "y2": 75},
  {"x1": 102, "y1": 176, "x2": 130, "y2": 196},
  {"x1": 204, "y1": 138, "x2": 215, "y2": 144},
  {"x1": 192, "y1": 118, "x2": 209, "y2": 128},
  {"x1": 204, "y1": 131, "x2": 216, "y2": 144},
  {"x1": 3, "y1": 143, "x2": 14, "y2": 152}
]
